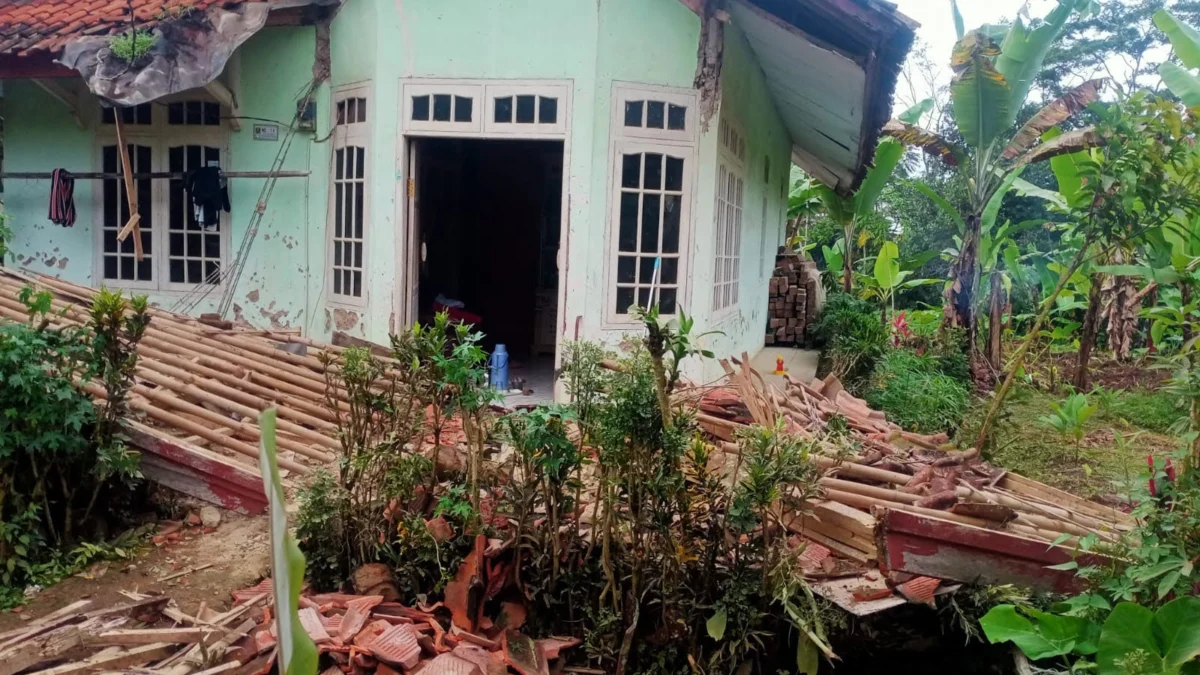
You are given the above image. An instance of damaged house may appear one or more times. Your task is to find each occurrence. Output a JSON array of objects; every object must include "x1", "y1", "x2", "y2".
[{"x1": 0, "y1": 0, "x2": 915, "y2": 389}]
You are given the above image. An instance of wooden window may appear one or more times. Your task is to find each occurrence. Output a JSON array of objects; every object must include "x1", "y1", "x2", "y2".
[
  {"x1": 328, "y1": 84, "x2": 370, "y2": 304},
  {"x1": 101, "y1": 144, "x2": 154, "y2": 285},
  {"x1": 167, "y1": 145, "x2": 224, "y2": 286},
  {"x1": 713, "y1": 118, "x2": 745, "y2": 315},
  {"x1": 614, "y1": 84, "x2": 695, "y2": 143},
  {"x1": 167, "y1": 101, "x2": 221, "y2": 126},
  {"x1": 606, "y1": 85, "x2": 697, "y2": 323},
  {"x1": 611, "y1": 146, "x2": 690, "y2": 317},
  {"x1": 101, "y1": 103, "x2": 152, "y2": 126},
  {"x1": 95, "y1": 96, "x2": 230, "y2": 293}
]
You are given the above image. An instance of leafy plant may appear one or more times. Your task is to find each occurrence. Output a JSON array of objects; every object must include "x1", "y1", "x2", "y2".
[
  {"x1": 1039, "y1": 392, "x2": 1098, "y2": 458},
  {"x1": 108, "y1": 29, "x2": 156, "y2": 63},
  {"x1": 887, "y1": 0, "x2": 1102, "y2": 373},
  {"x1": 258, "y1": 409, "x2": 319, "y2": 675},
  {"x1": 981, "y1": 597, "x2": 1200, "y2": 675}
]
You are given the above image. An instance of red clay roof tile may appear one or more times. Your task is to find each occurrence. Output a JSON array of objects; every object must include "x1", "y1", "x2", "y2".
[{"x1": 0, "y1": 0, "x2": 259, "y2": 56}]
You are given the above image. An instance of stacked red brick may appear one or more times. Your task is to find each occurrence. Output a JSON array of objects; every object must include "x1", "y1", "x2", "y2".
[{"x1": 765, "y1": 250, "x2": 820, "y2": 346}]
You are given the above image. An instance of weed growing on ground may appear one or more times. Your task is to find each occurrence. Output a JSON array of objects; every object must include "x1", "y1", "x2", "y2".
[{"x1": 865, "y1": 349, "x2": 969, "y2": 433}]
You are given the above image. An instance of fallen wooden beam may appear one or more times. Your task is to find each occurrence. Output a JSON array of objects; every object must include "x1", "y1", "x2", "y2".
[{"x1": 85, "y1": 627, "x2": 225, "y2": 647}]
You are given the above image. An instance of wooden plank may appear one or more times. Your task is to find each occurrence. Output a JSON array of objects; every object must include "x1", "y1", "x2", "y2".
[
  {"x1": 0, "y1": 626, "x2": 83, "y2": 675},
  {"x1": 878, "y1": 510, "x2": 1109, "y2": 594},
  {"x1": 85, "y1": 627, "x2": 224, "y2": 647},
  {"x1": 25, "y1": 642, "x2": 176, "y2": 675}
]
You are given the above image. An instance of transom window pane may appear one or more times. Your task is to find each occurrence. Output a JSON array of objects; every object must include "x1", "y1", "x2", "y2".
[
  {"x1": 624, "y1": 99, "x2": 687, "y2": 132},
  {"x1": 101, "y1": 104, "x2": 152, "y2": 125},
  {"x1": 614, "y1": 151, "x2": 686, "y2": 316},
  {"x1": 101, "y1": 144, "x2": 153, "y2": 282},
  {"x1": 337, "y1": 97, "x2": 368, "y2": 125},
  {"x1": 167, "y1": 101, "x2": 221, "y2": 126},
  {"x1": 168, "y1": 145, "x2": 223, "y2": 285}
]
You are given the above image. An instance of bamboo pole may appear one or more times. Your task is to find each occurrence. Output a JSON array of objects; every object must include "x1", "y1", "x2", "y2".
[
  {"x1": 132, "y1": 368, "x2": 338, "y2": 459},
  {"x1": 82, "y1": 383, "x2": 307, "y2": 474},
  {"x1": 124, "y1": 379, "x2": 323, "y2": 463}
]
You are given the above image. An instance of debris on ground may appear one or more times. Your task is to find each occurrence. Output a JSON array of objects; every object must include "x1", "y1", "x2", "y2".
[
  {"x1": 688, "y1": 355, "x2": 1136, "y2": 603},
  {"x1": 0, "y1": 574, "x2": 579, "y2": 675}
]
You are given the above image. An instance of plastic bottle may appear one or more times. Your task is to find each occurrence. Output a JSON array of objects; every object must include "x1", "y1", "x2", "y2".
[{"x1": 489, "y1": 344, "x2": 509, "y2": 391}]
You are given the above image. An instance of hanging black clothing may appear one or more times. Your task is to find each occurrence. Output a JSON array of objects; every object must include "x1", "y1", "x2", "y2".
[
  {"x1": 48, "y1": 169, "x2": 76, "y2": 227},
  {"x1": 183, "y1": 167, "x2": 230, "y2": 230}
]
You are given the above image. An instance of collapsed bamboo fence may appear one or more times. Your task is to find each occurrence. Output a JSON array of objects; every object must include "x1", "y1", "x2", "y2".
[{"x1": 0, "y1": 269, "x2": 359, "y2": 475}]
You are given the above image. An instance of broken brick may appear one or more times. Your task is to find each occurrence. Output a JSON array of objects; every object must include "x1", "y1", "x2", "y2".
[
  {"x1": 502, "y1": 630, "x2": 548, "y2": 675},
  {"x1": 298, "y1": 607, "x2": 331, "y2": 643},
  {"x1": 426, "y1": 516, "x2": 454, "y2": 543},
  {"x1": 366, "y1": 623, "x2": 422, "y2": 669},
  {"x1": 422, "y1": 653, "x2": 484, "y2": 675},
  {"x1": 898, "y1": 576, "x2": 941, "y2": 607},
  {"x1": 535, "y1": 636, "x2": 582, "y2": 661}
]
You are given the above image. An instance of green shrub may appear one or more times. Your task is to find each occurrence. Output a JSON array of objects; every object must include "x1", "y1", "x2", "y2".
[
  {"x1": 0, "y1": 287, "x2": 148, "y2": 607},
  {"x1": 865, "y1": 350, "x2": 970, "y2": 433},
  {"x1": 810, "y1": 293, "x2": 889, "y2": 388}
]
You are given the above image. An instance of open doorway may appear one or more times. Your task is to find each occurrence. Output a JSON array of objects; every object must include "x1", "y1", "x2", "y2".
[{"x1": 410, "y1": 137, "x2": 564, "y2": 404}]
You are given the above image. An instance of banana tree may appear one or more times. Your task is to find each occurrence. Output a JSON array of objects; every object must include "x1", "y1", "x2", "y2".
[
  {"x1": 856, "y1": 240, "x2": 941, "y2": 324},
  {"x1": 814, "y1": 100, "x2": 931, "y2": 293},
  {"x1": 885, "y1": 0, "x2": 1102, "y2": 374}
]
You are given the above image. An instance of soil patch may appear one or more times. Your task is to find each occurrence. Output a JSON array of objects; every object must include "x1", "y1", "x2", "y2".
[{"x1": 0, "y1": 511, "x2": 269, "y2": 632}]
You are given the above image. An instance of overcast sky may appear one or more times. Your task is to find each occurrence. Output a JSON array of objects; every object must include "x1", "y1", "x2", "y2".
[
  {"x1": 889, "y1": 0, "x2": 1071, "y2": 113},
  {"x1": 893, "y1": 0, "x2": 1062, "y2": 65}
]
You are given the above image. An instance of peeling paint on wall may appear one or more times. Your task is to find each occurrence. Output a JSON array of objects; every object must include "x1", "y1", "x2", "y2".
[
  {"x1": 246, "y1": 289, "x2": 260, "y2": 303},
  {"x1": 259, "y1": 301, "x2": 293, "y2": 330},
  {"x1": 333, "y1": 307, "x2": 360, "y2": 331}
]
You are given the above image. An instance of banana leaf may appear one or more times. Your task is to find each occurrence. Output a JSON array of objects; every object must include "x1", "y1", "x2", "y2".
[
  {"x1": 951, "y1": 0, "x2": 965, "y2": 40},
  {"x1": 1160, "y1": 61, "x2": 1200, "y2": 108},
  {"x1": 951, "y1": 31, "x2": 1012, "y2": 150},
  {"x1": 883, "y1": 120, "x2": 963, "y2": 166},
  {"x1": 993, "y1": 0, "x2": 1081, "y2": 132},
  {"x1": 853, "y1": 140, "x2": 905, "y2": 218},
  {"x1": 1154, "y1": 10, "x2": 1200, "y2": 69},
  {"x1": 905, "y1": 179, "x2": 967, "y2": 233},
  {"x1": 1012, "y1": 127, "x2": 1099, "y2": 169},
  {"x1": 259, "y1": 409, "x2": 319, "y2": 675},
  {"x1": 1002, "y1": 79, "x2": 1104, "y2": 160}
]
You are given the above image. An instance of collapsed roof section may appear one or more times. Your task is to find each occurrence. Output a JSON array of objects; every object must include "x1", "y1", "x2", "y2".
[
  {"x1": 728, "y1": 0, "x2": 917, "y2": 194},
  {"x1": 0, "y1": 0, "x2": 334, "y2": 103}
]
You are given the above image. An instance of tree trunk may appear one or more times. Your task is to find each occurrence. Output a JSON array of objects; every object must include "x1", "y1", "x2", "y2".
[
  {"x1": 975, "y1": 236, "x2": 1095, "y2": 450},
  {"x1": 1072, "y1": 276, "x2": 1103, "y2": 391},
  {"x1": 843, "y1": 223, "x2": 854, "y2": 294},
  {"x1": 947, "y1": 214, "x2": 982, "y2": 375},
  {"x1": 986, "y1": 270, "x2": 1005, "y2": 371}
]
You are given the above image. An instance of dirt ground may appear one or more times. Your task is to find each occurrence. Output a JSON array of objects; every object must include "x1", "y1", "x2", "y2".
[{"x1": 0, "y1": 510, "x2": 270, "y2": 632}]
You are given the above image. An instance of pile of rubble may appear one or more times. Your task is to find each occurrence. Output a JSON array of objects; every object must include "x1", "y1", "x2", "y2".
[
  {"x1": 1, "y1": 546, "x2": 579, "y2": 675},
  {"x1": 689, "y1": 357, "x2": 1134, "y2": 608}
]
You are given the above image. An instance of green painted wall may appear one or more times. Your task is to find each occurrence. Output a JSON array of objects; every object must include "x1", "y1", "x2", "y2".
[
  {"x1": 1, "y1": 26, "x2": 324, "y2": 334},
  {"x1": 2, "y1": 1, "x2": 795, "y2": 381}
]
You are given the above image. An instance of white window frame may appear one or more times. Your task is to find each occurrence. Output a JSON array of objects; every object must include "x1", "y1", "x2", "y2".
[
  {"x1": 484, "y1": 83, "x2": 569, "y2": 135},
  {"x1": 712, "y1": 116, "x2": 746, "y2": 319},
  {"x1": 400, "y1": 79, "x2": 571, "y2": 140},
  {"x1": 402, "y1": 82, "x2": 484, "y2": 134},
  {"x1": 603, "y1": 83, "x2": 699, "y2": 327},
  {"x1": 91, "y1": 94, "x2": 231, "y2": 295},
  {"x1": 327, "y1": 82, "x2": 372, "y2": 308}
]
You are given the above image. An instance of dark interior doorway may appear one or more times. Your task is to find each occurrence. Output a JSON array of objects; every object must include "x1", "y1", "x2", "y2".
[{"x1": 412, "y1": 137, "x2": 563, "y2": 401}]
